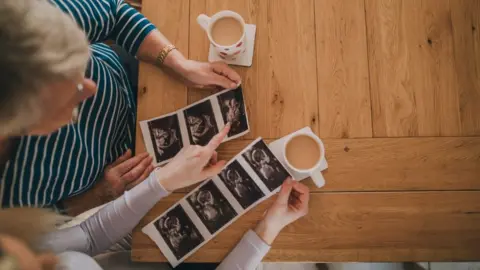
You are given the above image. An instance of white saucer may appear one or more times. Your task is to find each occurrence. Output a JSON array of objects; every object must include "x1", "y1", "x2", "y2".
[
  {"x1": 269, "y1": 127, "x2": 328, "y2": 185},
  {"x1": 208, "y1": 24, "x2": 256, "y2": 67}
]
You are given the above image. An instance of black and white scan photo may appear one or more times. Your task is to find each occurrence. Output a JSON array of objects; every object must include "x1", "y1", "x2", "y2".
[
  {"x1": 154, "y1": 205, "x2": 204, "y2": 260},
  {"x1": 183, "y1": 100, "x2": 219, "y2": 146},
  {"x1": 217, "y1": 86, "x2": 248, "y2": 137},
  {"x1": 148, "y1": 114, "x2": 183, "y2": 164},
  {"x1": 242, "y1": 140, "x2": 291, "y2": 192},
  {"x1": 187, "y1": 181, "x2": 237, "y2": 234},
  {"x1": 218, "y1": 160, "x2": 265, "y2": 209}
]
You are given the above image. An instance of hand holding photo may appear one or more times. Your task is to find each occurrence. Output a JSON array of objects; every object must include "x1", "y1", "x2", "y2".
[
  {"x1": 242, "y1": 140, "x2": 291, "y2": 191},
  {"x1": 187, "y1": 180, "x2": 238, "y2": 234}
]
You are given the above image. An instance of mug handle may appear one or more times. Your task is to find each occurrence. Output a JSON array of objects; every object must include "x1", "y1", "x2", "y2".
[
  {"x1": 310, "y1": 170, "x2": 325, "y2": 188},
  {"x1": 197, "y1": 14, "x2": 211, "y2": 31}
]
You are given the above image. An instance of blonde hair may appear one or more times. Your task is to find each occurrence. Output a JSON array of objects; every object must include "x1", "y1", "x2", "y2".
[{"x1": 0, "y1": 0, "x2": 90, "y2": 136}]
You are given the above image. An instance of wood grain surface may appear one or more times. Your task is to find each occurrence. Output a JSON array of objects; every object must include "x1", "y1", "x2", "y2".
[
  {"x1": 135, "y1": 0, "x2": 190, "y2": 153},
  {"x1": 132, "y1": 191, "x2": 480, "y2": 262},
  {"x1": 366, "y1": 0, "x2": 480, "y2": 137},
  {"x1": 189, "y1": 0, "x2": 319, "y2": 139},
  {"x1": 133, "y1": 0, "x2": 480, "y2": 263},
  {"x1": 211, "y1": 137, "x2": 480, "y2": 192},
  {"x1": 315, "y1": 0, "x2": 372, "y2": 138}
]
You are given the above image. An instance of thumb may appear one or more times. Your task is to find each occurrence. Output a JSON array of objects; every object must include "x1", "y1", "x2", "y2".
[
  {"x1": 201, "y1": 160, "x2": 227, "y2": 179},
  {"x1": 276, "y1": 178, "x2": 293, "y2": 205}
]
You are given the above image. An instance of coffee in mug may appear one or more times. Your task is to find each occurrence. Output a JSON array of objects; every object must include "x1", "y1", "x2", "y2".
[
  {"x1": 211, "y1": 17, "x2": 244, "y2": 46},
  {"x1": 283, "y1": 132, "x2": 326, "y2": 188},
  {"x1": 285, "y1": 135, "x2": 321, "y2": 170},
  {"x1": 197, "y1": 11, "x2": 247, "y2": 60}
]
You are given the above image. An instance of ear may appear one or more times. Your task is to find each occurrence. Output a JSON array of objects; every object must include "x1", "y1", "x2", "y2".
[{"x1": 80, "y1": 78, "x2": 97, "y2": 100}]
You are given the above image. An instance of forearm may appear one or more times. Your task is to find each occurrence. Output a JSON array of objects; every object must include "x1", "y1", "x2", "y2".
[
  {"x1": 42, "y1": 170, "x2": 169, "y2": 256},
  {"x1": 216, "y1": 230, "x2": 271, "y2": 270},
  {"x1": 61, "y1": 179, "x2": 116, "y2": 217},
  {"x1": 136, "y1": 30, "x2": 188, "y2": 74}
]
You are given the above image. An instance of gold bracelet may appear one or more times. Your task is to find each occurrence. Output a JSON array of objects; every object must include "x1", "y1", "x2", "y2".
[{"x1": 156, "y1": 44, "x2": 177, "y2": 66}]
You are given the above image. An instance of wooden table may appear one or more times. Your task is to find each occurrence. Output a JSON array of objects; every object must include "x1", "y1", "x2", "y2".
[{"x1": 133, "y1": 0, "x2": 480, "y2": 263}]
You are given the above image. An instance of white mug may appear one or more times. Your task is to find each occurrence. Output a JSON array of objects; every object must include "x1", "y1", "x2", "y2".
[
  {"x1": 197, "y1": 11, "x2": 247, "y2": 61},
  {"x1": 283, "y1": 133, "x2": 326, "y2": 188}
]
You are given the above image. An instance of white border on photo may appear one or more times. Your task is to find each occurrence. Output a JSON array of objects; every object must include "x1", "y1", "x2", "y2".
[
  {"x1": 180, "y1": 199, "x2": 212, "y2": 240},
  {"x1": 212, "y1": 176, "x2": 244, "y2": 215},
  {"x1": 177, "y1": 111, "x2": 190, "y2": 149},
  {"x1": 142, "y1": 214, "x2": 181, "y2": 267},
  {"x1": 211, "y1": 97, "x2": 225, "y2": 133},
  {"x1": 140, "y1": 111, "x2": 185, "y2": 166},
  {"x1": 212, "y1": 86, "x2": 250, "y2": 141},
  {"x1": 240, "y1": 138, "x2": 292, "y2": 192},
  {"x1": 182, "y1": 98, "x2": 220, "y2": 146},
  {"x1": 236, "y1": 156, "x2": 271, "y2": 196}
]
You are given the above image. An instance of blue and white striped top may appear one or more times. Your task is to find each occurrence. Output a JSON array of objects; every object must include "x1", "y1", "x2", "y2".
[{"x1": 0, "y1": 0, "x2": 156, "y2": 208}]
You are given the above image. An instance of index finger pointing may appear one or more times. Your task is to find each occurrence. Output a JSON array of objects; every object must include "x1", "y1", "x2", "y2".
[{"x1": 207, "y1": 123, "x2": 231, "y2": 151}]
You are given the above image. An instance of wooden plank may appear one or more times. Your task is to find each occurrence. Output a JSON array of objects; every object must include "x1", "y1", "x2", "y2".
[
  {"x1": 189, "y1": 0, "x2": 319, "y2": 139},
  {"x1": 135, "y1": 0, "x2": 190, "y2": 153},
  {"x1": 132, "y1": 191, "x2": 480, "y2": 262},
  {"x1": 176, "y1": 137, "x2": 480, "y2": 193},
  {"x1": 315, "y1": 0, "x2": 372, "y2": 138},
  {"x1": 450, "y1": 0, "x2": 480, "y2": 136},
  {"x1": 366, "y1": 0, "x2": 464, "y2": 137}
]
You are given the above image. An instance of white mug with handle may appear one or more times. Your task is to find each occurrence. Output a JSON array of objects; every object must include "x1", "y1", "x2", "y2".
[
  {"x1": 283, "y1": 133, "x2": 326, "y2": 188},
  {"x1": 197, "y1": 11, "x2": 247, "y2": 60}
]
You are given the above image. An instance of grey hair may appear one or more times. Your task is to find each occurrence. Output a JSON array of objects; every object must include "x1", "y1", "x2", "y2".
[{"x1": 0, "y1": 0, "x2": 90, "y2": 136}]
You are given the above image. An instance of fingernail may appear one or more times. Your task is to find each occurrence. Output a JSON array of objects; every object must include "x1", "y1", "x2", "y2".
[
  {"x1": 226, "y1": 121, "x2": 232, "y2": 126},
  {"x1": 230, "y1": 82, "x2": 236, "y2": 88}
]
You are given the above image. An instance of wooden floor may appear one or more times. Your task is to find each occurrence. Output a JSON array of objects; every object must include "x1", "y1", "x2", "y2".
[{"x1": 133, "y1": 0, "x2": 480, "y2": 263}]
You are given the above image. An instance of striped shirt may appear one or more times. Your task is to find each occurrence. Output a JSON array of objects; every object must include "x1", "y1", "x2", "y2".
[{"x1": 0, "y1": 0, "x2": 156, "y2": 208}]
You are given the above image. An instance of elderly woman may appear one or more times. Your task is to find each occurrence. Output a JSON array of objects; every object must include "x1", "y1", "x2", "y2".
[{"x1": 0, "y1": 0, "x2": 240, "y2": 214}]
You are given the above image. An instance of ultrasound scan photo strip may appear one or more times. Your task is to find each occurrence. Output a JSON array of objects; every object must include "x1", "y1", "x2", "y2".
[
  {"x1": 142, "y1": 138, "x2": 292, "y2": 267},
  {"x1": 140, "y1": 85, "x2": 249, "y2": 166}
]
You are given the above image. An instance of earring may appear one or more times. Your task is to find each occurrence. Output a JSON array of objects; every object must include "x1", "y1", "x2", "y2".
[
  {"x1": 76, "y1": 83, "x2": 84, "y2": 93},
  {"x1": 71, "y1": 106, "x2": 79, "y2": 123}
]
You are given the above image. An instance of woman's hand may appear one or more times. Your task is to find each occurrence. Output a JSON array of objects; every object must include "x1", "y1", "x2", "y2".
[
  {"x1": 103, "y1": 150, "x2": 154, "y2": 196},
  {"x1": 178, "y1": 60, "x2": 241, "y2": 90},
  {"x1": 255, "y1": 178, "x2": 310, "y2": 245},
  {"x1": 164, "y1": 50, "x2": 241, "y2": 90},
  {"x1": 157, "y1": 123, "x2": 231, "y2": 192}
]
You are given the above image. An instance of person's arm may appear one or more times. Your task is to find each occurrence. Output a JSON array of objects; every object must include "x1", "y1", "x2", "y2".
[
  {"x1": 41, "y1": 125, "x2": 231, "y2": 256},
  {"x1": 59, "y1": 150, "x2": 154, "y2": 216},
  {"x1": 217, "y1": 179, "x2": 310, "y2": 270},
  {"x1": 42, "y1": 170, "x2": 168, "y2": 255}
]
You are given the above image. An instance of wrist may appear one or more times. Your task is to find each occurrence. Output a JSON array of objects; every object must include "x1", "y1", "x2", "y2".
[
  {"x1": 254, "y1": 220, "x2": 282, "y2": 246},
  {"x1": 154, "y1": 168, "x2": 175, "y2": 192},
  {"x1": 162, "y1": 49, "x2": 188, "y2": 74}
]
